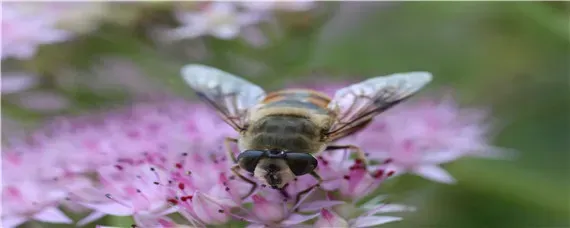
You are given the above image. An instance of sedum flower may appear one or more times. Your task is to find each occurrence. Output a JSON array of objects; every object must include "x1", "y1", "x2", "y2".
[
  {"x1": 343, "y1": 94, "x2": 509, "y2": 184},
  {"x1": 1, "y1": 2, "x2": 110, "y2": 60},
  {"x1": 75, "y1": 162, "x2": 176, "y2": 227},
  {"x1": 241, "y1": 1, "x2": 316, "y2": 12},
  {"x1": 166, "y1": 2, "x2": 264, "y2": 40},
  {"x1": 1, "y1": 181, "x2": 72, "y2": 228},
  {"x1": 1, "y1": 3, "x2": 73, "y2": 60}
]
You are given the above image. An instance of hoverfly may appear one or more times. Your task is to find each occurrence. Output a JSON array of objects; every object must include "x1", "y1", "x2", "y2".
[{"x1": 180, "y1": 65, "x2": 432, "y2": 204}]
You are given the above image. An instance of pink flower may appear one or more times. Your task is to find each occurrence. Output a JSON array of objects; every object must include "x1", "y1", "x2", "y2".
[
  {"x1": 1, "y1": 3, "x2": 73, "y2": 60},
  {"x1": 73, "y1": 162, "x2": 176, "y2": 227},
  {"x1": 313, "y1": 196, "x2": 415, "y2": 228},
  {"x1": 241, "y1": 1, "x2": 317, "y2": 12},
  {"x1": 1, "y1": 150, "x2": 93, "y2": 228},
  {"x1": 343, "y1": 94, "x2": 510, "y2": 183}
]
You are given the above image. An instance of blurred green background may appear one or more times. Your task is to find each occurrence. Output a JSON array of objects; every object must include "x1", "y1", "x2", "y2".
[{"x1": 3, "y1": 2, "x2": 569, "y2": 227}]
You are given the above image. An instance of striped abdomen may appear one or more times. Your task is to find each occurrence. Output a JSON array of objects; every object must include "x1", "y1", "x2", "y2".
[
  {"x1": 261, "y1": 89, "x2": 332, "y2": 114},
  {"x1": 243, "y1": 89, "x2": 333, "y2": 153}
]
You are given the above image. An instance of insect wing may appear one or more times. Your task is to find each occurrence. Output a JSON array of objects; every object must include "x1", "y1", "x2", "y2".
[
  {"x1": 326, "y1": 72, "x2": 432, "y2": 141},
  {"x1": 180, "y1": 64, "x2": 266, "y2": 131}
]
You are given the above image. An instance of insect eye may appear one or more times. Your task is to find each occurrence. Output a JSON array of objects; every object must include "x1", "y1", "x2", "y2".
[
  {"x1": 237, "y1": 150, "x2": 265, "y2": 172},
  {"x1": 285, "y1": 153, "x2": 318, "y2": 176}
]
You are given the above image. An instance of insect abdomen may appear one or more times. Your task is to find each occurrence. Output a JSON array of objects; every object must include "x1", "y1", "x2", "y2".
[
  {"x1": 248, "y1": 115, "x2": 321, "y2": 152},
  {"x1": 261, "y1": 89, "x2": 331, "y2": 114}
]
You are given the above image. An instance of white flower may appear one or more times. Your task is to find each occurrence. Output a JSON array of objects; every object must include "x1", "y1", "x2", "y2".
[
  {"x1": 165, "y1": 2, "x2": 264, "y2": 40},
  {"x1": 241, "y1": 1, "x2": 316, "y2": 12}
]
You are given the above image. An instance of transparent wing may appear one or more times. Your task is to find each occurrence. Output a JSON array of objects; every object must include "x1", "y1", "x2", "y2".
[
  {"x1": 326, "y1": 72, "x2": 433, "y2": 141},
  {"x1": 180, "y1": 64, "x2": 266, "y2": 131}
]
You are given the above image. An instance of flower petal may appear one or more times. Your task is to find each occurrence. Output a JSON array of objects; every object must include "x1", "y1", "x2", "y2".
[
  {"x1": 352, "y1": 216, "x2": 403, "y2": 228},
  {"x1": 1, "y1": 216, "x2": 27, "y2": 228},
  {"x1": 80, "y1": 202, "x2": 134, "y2": 216},
  {"x1": 281, "y1": 213, "x2": 320, "y2": 226},
  {"x1": 412, "y1": 165, "x2": 456, "y2": 184},
  {"x1": 297, "y1": 200, "x2": 346, "y2": 213},
  {"x1": 314, "y1": 209, "x2": 349, "y2": 228},
  {"x1": 77, "y1": 211, "x2": 107, "y2": 226},
  {"x1": 32, "y1": 207, "x2": 72, "y2": 224},
  {"x1": 364, "y1": 204, "x2": 416, "y2": 217},
  {"x1": 134, "y1": 214, "x2": 175, "y2": 228}
]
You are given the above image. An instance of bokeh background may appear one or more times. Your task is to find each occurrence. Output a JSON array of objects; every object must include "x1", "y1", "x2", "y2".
[{"x1": 2, "y1": 1, "x2": 569, "y2": 228}]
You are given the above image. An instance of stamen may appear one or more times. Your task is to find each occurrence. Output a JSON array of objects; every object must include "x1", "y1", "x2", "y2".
[
  {"x1": 115, "y1": 165, "x2": 123, "y2": 170},
  {"x1": 373, "y1": 170, "x2": 384, "y2": 179},
  {"x1": 383, "y1": 158, "x2": 393, "y2": 164},
  {"x1": 387, "y1": 170, "x2": 395, "y2": 176},
  {"x1": 167, "y1": 198, "x2": 178, "y2": 205},
  {"x1": 178, "y1": 183, "x2": 185, "y2": 190},
  {"x1": 105, "y1": 193, "x2": 131, "y2": 208}
]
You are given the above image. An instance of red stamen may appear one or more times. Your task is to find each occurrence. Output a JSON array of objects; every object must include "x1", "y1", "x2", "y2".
[
  {"x1": 175, "y1": 163, "x2": 183, "y2": 169},
  {"x1": 387, "y1": 170, "x2": 395, "y2": 176},
  {"x1": 178, "y1": 183, "x2": 185, "y2": 190},
  {"x1": 167, "y1": 198, "x2": 178, "y2": 205},
  {"x1": 114, "y1": 165, "x2": 123, "y2": 170},
  {"x1": 373, "y1": 170, "x2": 384, "y2": 178}
]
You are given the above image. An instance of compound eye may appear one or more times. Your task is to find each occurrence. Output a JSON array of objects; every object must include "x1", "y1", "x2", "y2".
[
  {"x1": 237, "y1": 150, "x2": 265, "y2": 173},
  {"x1": 285, "y1": 153, "x2": 318, "y2": 176}
]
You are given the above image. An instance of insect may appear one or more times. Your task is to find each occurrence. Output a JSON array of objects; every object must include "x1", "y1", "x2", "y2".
[{"x1": 180, "y1": 65, "x2": 432, "y2": 204}]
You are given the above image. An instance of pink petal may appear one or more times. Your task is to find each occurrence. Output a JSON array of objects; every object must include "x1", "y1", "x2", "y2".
[
  {"x1": 363, "y1": 204, "x2": 416, "y2": 217},
  {"x1": 352, "y1": 216, "x2": 402, "y2": 227},
  {"x1": 77, "y1": 211, "x2": 107, "y2": 226},
  {"x1": 314, "y1": 209, "x2": 349, "y2": 228},
  {"x1": 1, "y1": 216, "x2": 27, "y2": 228},
  {"x1": 134, "y1": 214, "x2": 175, "y2": 228},
  {"x1": 32, "y1": 207, "x2": 72, "y2": 224},
  {"x1": 296, "y1": 200, "x2": 346, "y2": 212},
  {"x1": 412, "y1": 165, "x2": 456, "y2": 184},
  {"x1": 251, "y1": 195, "x2": 285, "y2": 222},
  {"x1": 280, "y1": 213, "x2": 320, "y2": 226},
  {"x1": 80, "y1": 202, "x2": 134, "y2": 216},
  {"x1": 192, "y1": 192, "x2": 229, "y2": 225},
  {"x1": 422, "y1": 150, "x2": 462, "y2": 164}
]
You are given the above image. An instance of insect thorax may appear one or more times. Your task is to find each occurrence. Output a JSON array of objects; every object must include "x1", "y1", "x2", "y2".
[{"x1": 244, "y1": 114, "x2": 326, "y2": 153}]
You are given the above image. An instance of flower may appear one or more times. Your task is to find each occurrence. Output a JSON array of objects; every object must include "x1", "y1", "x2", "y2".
[
  {"x1": 342, "y1": 94, "x2": 510, "y2": 183},
  {"x1": 1, "y1": 3, "x2": 73, "y2": 60},
  {"x1": 1, "y1": 151, "x2": 93, "y2": 228},
  {"x1": 1, "y1": 181, "x2": 72, "y2": 228},
  {"x1": 241, "y1": 1, "x2": 316, "y2": 12},
  {"x1": 165, "y1": 2, "x2": 264, "y2": 40},
  {"x1": 312, "y1": 195, "x2": 415, "y2": 228},
  {"x1": 1, "y1": 72, "x2": 39, "y2": 94},
  {"x1": 74, "y1": 162, "x2": 176, "y2": 227}
]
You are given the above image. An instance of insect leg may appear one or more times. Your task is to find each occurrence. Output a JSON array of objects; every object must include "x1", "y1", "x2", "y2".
[
  {"x1": 224, "y1": 137, "x2": 239, "y2": 163},
  {"x1": 231, "y1": 164, "x2": 257, "y2": 200},
  {"x1": 294, "y1": 171, "x2": 322, "y2": 206},
  {"x1": 279, "y1": 183, "x2": 290, "y2": 201}
]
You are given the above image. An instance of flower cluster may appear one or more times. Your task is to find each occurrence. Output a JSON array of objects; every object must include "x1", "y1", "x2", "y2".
[
  {"x1": 163, "y1": 1, "x2": 316, "y2": 42},
  {"x1": 1, "y1": 2, "x2": 109, "y2": 60},
  {"x1": 1, "y1": 85, "x2": 505, "y2": 227}
]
